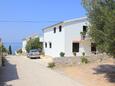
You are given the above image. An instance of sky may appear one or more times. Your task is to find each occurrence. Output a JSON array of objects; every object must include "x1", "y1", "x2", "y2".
[{"x1": 0, "y1": 0, "x2": 86, "y2": 42}]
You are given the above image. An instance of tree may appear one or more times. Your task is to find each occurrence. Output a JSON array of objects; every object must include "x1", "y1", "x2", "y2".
[
  {"x1": 26, "y1": 37, "x2": 42, "y2": 52},
  {"x1": 0, "y1": 44, "x2": 7, "y2": 53},
  {"x1": 8, "y1": 45, "x2": 12, "y2": 55},
  {"x1": 82, "y1": 0, "x2": 115, "y2": 58}
]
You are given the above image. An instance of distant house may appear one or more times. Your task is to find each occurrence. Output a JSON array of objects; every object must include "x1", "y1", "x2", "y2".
[
  {"x1": 22, "y1": 34, "x2": 43, "y2": 53},
  {"x1": 43, "y1": 17, "x2": 96, "y2": 57}
]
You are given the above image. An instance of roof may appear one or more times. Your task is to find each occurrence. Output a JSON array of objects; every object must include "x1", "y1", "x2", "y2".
[
  {"x1": 43, "y1": 16, "x2": 88, "y2": 31},
  {"x1": 23, "y1": 33, "x2": 39, "y2": 41}
]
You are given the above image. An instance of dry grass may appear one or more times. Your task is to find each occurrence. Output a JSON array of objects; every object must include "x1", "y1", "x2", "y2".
[{"x1": 54, "y1": 57, "x2": 115, "y2": 86}]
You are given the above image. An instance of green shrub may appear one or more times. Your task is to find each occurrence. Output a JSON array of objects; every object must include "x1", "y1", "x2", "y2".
[
  {"x1": 73, "y1": 52, "x2": 76, "y2": 56},
  {"x1": 82, "y1": 52, "x2": 85, "y2": 56},
  {"x1": 47, "y1": 62, "x2": 55, "y2": 68},
  {"x1": 60, "y1": 52, "x2": 65, "y2": 57},
  {"x1": 81, "y1": 57, "x2": 89, "y2": 64}
]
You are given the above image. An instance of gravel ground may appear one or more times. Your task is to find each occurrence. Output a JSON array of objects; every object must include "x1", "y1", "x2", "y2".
[
  {"x1": 0, "y1": 55, "x2": 83, "y2": 86},
  {"x1": 54, "y1": 58, "x2": 115, "y2": 86}
]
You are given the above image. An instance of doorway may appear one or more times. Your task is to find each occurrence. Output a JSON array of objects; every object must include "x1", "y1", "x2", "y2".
[
  {"x1": 72, "y1": 42, "x2": 79, "y2": 52},
  {"x1": 91, "y1": 43, "x2": 96, "y2": 54}
]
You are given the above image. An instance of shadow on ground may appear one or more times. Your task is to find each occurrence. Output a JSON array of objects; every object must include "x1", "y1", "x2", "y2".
[
  {"x1": 0, "y1": 59, "x2": 19, "y2": 86},
  {"x1": 93, "y1": 64, "x2": 115, "y2": 83}
]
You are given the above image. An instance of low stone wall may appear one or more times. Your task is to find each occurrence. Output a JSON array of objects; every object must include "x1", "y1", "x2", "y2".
[
  {"x1": 53, "y1": 57, "x2": 81, "y2": 66},
  {"x1": 53, "y1": 53, "x2": 110, "y2": 66}
]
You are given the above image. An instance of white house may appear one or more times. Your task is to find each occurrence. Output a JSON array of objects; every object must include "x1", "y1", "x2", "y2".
[
  {"x1": 22, "y1": 34, "x2": 43, "y2": 53},
  {"x1": 43, "y1": 17, "x2": 96, "y2": 57}
]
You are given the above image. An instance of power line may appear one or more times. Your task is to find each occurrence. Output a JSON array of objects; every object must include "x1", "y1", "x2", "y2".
[{"x1": 0, "y1": 20, "x2": 61, "y2": 23}]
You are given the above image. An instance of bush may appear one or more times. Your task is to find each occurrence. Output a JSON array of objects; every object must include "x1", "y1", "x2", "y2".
[
  {"x1": 73, "y1": 52, "x2": 76, "y2": 56},
  {"x1": 60, "y1": 52, "x2": 65, "y2": 57},
  {"x1": 81, "y1": 57, "x2": 89, "y2": 64},
  {"x1": 47, "y1": 62, "x2": 55, "y2": 68},
  {"x1": 17, "y1": 49, "x2": 22, "y2": 54},
  {"x1": 82, "y1": 52, "x2": 85, "y2": 56},
  {"x1": 0, "y1": 44, "x2": 8, "y2": 53}
]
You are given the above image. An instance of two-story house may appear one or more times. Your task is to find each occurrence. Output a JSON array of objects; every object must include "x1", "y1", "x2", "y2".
[{"x1": 43, "y1": 17, "x2": 96, "y2": 57}]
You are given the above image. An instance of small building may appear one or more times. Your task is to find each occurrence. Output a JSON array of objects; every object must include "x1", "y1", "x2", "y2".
[
  {"x1": 22, "y1": 34, "x2": 43, "y2": 53},
  {"x1": 43, "y1": 17, "x2": 96, "y2": 57}
]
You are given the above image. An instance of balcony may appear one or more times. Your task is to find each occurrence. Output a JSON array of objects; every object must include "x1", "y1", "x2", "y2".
[{"x1": 80, "y1": 31, "x2": 90, "y2": 41}]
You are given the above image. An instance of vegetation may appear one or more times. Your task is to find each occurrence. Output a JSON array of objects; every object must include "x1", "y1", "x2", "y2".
[
  {"x1": 17, "y1": 49, "x2": 22, "y2": 54},
  {"x1": 8, "y1": 45, "x2": 12, "y2": 55},
  {"x1": 82, "y1": 52, "x2": 85, "y2": 56},
  {"x1": 26, "y1": 37, "x2": 42, "y2": 52},
  {"x1": 47, "y1": 62, "x2": 55, "y2": 68},
  {"x1": 73, "y1": 52, "x2": 76, "y2": 56},
  {"x1": 0, "y1": 44, "x2": 7, "y2": 53},
  {"x1": 60, "y1": 52, "x2": 65, "y2": 57},
  {"x1": 82, "y1": 0, "x2": 115, "y2": 58},
  {"x1": 81, "y1": 52, "x2": 89, "y2": 64},
  {"x1": 80, "y1": 31, "x2": 86, "y2": 36},
  {"x1": 81, "y1": 57, "x2": 89, "y2": 64}
]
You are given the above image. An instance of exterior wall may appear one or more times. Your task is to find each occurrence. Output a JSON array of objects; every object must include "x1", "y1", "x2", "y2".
[
  {"x1": 43, "y1": 17, "x2": 92, "y2": 57},
  {"x1": 43, "y1": 25, "x2": 65, "y2": 57},
  {"x1": 22, "y1": 40, "x2": 27, "y2": 53},
  {"x1": 64, "y1": 20, "x2": 91, "y2": 56},
  {"x1": 40, "y1": 36, "x2": 43, "y2": 42}
]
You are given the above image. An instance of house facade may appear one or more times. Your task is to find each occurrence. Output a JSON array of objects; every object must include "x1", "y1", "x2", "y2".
[
  {"x1": 43, "y1": 17, "x2": 96, "y2": 57},
  {"x1": 22, "y1": 34, "x2": 43, "y2": 53}
]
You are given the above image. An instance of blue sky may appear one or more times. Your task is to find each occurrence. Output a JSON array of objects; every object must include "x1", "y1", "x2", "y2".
[{"x1": 0, "y1": 0, "x2": 86, "y2": 42}]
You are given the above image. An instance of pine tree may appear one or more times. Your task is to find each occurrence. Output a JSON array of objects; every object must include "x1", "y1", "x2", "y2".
[
  {"x1": 9, "y1": 45, "x2": 12, "y2": 55},
  {"x1": 82, "y1": 0, "x2": 115, "y2": 58}
]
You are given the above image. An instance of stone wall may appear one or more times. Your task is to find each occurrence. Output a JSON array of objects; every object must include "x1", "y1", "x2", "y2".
[{"x1": 53, "y1": 53, "x2": 110, "y2": 66}]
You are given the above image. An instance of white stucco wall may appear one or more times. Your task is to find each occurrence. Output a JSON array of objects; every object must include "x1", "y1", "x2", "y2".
[
  {"x1": 22, "y1": 40, "x2": 27, "y2": 53},
  {"x1": 64, "y1": 20, "x2": 91, "y2": 56},
  {"x1": 43, "y1": 17, "x2": 92, "y2": 57},
  {"x1": 40, "y1": 36, "x2": 43, "y2": 42},
  {"x1": 44, "y1": 25, "x2": 65, "y2": 57}
]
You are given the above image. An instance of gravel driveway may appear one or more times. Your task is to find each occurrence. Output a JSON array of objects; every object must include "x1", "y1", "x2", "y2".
[{"x1": 0, "y1": 55, "x2": 83, "y2": 86}]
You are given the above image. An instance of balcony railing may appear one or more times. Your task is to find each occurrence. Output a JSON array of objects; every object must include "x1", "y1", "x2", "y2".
[{"x1": 80, "y1": 31, "x2": 90, "y2": 40}]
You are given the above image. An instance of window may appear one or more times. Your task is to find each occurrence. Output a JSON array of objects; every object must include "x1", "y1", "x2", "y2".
[
  {"x1": 83, "y1": 26, "x2": 87, "y2": 32},
  {"x1": 45, "y1": 42, "x2": 47, "y2": 48},
  {"x1": 54, "y1": 27, "x2": 56, "y2": 33},
  {"x1": 49, "y1": 42, "x2": 52, "y2": 48},
  {"x1": 72, "y1": 42, "x2": 79, "y2": 52},
  {"x1": 59, "y1": 25, "x2": 62, "y2": 32}
]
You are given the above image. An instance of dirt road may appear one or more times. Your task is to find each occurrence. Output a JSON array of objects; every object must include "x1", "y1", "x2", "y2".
[{"x1": 0, "y1": 55, "x2": 83, "y2": 86}]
